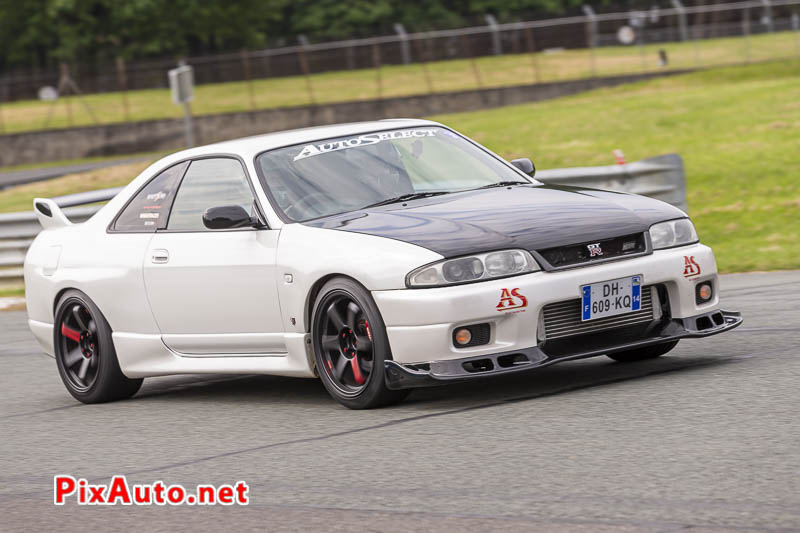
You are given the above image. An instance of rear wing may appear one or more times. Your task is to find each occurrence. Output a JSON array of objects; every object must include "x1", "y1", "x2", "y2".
[
  {"x1": 33, "y1": 198, "x2": 73, "y2": 230},
  {"x1": 31, "y1": 188, "x2": 123, "y2": 231}
]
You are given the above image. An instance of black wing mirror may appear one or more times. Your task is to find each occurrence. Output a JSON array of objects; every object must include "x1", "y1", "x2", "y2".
[
  {"x1": 203, "y1": 205, "x2": 262, "y2": 230},
  {"x1": 511, "y1": 158, "x2": 536, "y2": 177}
]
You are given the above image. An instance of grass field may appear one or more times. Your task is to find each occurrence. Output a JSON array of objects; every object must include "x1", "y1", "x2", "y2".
[
  {"x1": 0, "y1": 59, "x2": 797, "y2": 275},
  {"x1": 432, "y1": 59, "x2": 800, "y2": 273},
  {"x1": 0, "y1": 31, "x2": 798, "y2": 135}
]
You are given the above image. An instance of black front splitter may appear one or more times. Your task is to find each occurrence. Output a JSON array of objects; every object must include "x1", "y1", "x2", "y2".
[{"x1": 384, "y1": 309, "x2": 742, "y2": 390}]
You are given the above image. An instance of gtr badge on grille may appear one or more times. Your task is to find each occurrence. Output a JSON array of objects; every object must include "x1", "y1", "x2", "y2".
[
  {"x1": 496, "y1": 288, "x2": 528, "y2": 312},
  {"x1": 587, "y1": 243, "x2": 603, "y2": 257}
]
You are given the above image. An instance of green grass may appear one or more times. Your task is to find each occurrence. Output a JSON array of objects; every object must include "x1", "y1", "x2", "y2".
[
  {"x1": 0, "y1": 31, "x2": 798, "y2": 134},
  {"x1": 431, "y1": 59, "x2": 800, "y2": 273},
  {"x1": 0, "y1": 150, "x2": 165, "y2": 173},
  {"x1": 0, "y1": 286, "x2": 25, "y2": 298},
  {"x1": 0, "y1": 160, "x2": 153, "y2": 213},
  {"x1": 0, "y1": 59, "x2": 797, "y2": 273}
]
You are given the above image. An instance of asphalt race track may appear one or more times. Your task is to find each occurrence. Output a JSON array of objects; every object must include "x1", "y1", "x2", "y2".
[{"x1": 1, "y1": 271, "x2": 798, "y2": 532}]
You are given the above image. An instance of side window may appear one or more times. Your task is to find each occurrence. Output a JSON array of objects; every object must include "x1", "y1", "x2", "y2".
[
  {"x1": 167, "y1": 158, "x2": 256, "y2": 231},
  {"x1": 113, "y1": 161, "x2": 189, "y2": 232}
]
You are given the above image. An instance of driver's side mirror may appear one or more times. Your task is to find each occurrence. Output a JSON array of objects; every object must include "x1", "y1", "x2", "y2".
[
  {"x1": 203, "y1": 205, "x2": 263, "y2": 230},
  {"x1": 511, "y1": 158, "x2": 535, "y2": 177}
]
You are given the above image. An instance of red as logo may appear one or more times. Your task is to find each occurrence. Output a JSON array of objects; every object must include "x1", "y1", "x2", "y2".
[
  {"x1": 496, "y1": 288, "x2": 528, "y2": 311},
  {"x1": 683, "y1": 256, "x2": 701, "y2": 278}
]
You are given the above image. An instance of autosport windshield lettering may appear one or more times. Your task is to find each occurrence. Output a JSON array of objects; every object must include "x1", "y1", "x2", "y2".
[
  {"x1": 293, "y1": 128, "x2": 437, "y2": 161},
  {"x1": 257, "y1": 126, "x2": 528, "y2": 222}
]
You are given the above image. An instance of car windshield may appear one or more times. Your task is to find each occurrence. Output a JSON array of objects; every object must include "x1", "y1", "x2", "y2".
[{"x1": 255, "y1": 126, "x2": 530, "y2": 222}]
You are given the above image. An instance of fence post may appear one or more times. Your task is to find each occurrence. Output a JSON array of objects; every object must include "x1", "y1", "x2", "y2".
[
  {"x1": 240, "y1": 49, "x2": 256, "y2": 110},
  {"x1": 115, "y1": 57, "x2": 130, "y2": 121},
  {"x1": 523, "y1": 28, "x2": 540, "y2": 84},
  {"x1": 761, "y1": 0, "x2": 774, "y2": 33},
  {"x1": 61, "y1": 63, "x2": 73, "y2": 127},
  {"x1": 670, "y1": 0, "x2": 689, "y2": 42},
  {"x1": 371, "y1": 42, "x2": 383, "y2": 101},
  {"x1": 0, "y1": 81, "x2": 6, "y2": 134},
  {"x1": 793, "y1": 12, "x2": 800, "y2": 56},
  {"x1": 393, "y1": 23, "x2": 412, "y2": 65},
  {"x1": 296, "y1": 35, "x2": 316, "y2": 105},
  {"x1": 582, "y1": 6, "x2": 598, "y2": 78},
  {"x1": 485, "y1": 15, "x2": 502, "y2": 55},
  {"x1": 743, "y1": 8, "x2": 751, "y2": 63},
  {"x1": 461, "y1": 34, "x2": 483, "y2": 89},
  {"x1": 411, "y1": 37, "x2": 435, "y2": 94}
]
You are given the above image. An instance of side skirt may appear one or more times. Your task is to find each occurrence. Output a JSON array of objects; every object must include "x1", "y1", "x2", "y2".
[{"x1": 113, "y1": 332, "x2": 317, "y2": 379}]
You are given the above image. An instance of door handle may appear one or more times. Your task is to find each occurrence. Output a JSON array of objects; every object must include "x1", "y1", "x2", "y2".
[{"x1": 151, "y1": 249, "x2": 169, "y2": 264}]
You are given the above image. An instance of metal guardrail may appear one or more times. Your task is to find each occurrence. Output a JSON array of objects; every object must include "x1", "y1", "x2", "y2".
[
  {"x1": 536, "y1": 153, "x2": 688, "y2": 212},
  {"x1": 0, "y1": 155, "x2": 686, "y2": 286}
]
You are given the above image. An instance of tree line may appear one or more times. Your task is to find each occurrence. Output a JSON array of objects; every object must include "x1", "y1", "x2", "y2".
[{"x1": 1, "y1": 0, "x2": 666, "y2": 72}]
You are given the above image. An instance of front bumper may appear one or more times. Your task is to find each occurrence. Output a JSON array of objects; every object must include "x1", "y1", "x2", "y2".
[
  {"x1": 384, "y1": 309, "x2": 742, "y2": 389},
  {"x1": 373, "y1": 243, "x2": 722, "y2": 365}
]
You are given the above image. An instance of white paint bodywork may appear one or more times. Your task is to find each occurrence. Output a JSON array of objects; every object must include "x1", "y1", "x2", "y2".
[{"x1": 24, "y1": 118, "x2": 722, "y2": 380}]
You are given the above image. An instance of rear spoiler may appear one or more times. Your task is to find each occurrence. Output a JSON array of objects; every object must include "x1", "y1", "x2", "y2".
[{"x1": 33, "y1": 198, "x2": 73, "y2": 230}]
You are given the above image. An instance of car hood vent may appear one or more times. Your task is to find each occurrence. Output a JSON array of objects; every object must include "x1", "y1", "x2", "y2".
[{"x1": 535, "y1": 232, "x2": 648, "y2": 270}]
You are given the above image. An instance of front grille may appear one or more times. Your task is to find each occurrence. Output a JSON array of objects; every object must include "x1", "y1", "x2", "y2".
[
  {"x1": 537, "y1": 233, "x2": 647, "y2": 269},
  {"x1": 542, "y1": 285, "x2": 656, "y2": 341}
]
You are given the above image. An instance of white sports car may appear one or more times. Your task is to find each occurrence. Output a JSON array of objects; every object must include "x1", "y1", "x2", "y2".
[{"x1": 25, "y1": 119, "x2": 742, "y2": 408}]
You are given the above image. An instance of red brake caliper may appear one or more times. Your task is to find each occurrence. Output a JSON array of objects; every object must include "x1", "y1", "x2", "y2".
[{"x1": 61, "y1": 324, "x2": 82, "y2": 343}]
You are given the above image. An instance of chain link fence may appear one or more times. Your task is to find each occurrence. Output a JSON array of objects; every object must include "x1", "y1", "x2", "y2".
[{"x1": 0, "y1": 0, "x2": 799, "y2": 133}]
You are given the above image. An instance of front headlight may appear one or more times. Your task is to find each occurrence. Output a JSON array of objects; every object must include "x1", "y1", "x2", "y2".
[
  {"x1": 406, "y1": 249, "x2": 540, "y2": 288},
  {"x1": 649, "y1": 218, "x2": 699, "y2": 250}
]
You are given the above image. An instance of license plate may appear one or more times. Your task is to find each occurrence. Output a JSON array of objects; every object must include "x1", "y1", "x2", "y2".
[{"x1": 581, "y1": 275, "x2": 642, "y2": 321}]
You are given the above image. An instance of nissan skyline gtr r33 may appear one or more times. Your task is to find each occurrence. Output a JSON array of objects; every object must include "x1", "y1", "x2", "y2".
[{"x1": 24, "y1": 119, "x2": 742, "y2": 409}]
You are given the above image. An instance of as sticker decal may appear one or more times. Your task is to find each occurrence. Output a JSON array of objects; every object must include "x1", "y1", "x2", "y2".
[
  {"x1": 683, "y1": 255, "x2": 701, "y2": 278},
  {"x1": 496, "y1": 288, "x2": 528, "y2": 312},
  {"x1": 139, "y1": 213, "x2": 160, "y2": 219},
  {"x1": 293, "y1": 129, "x2": 437, "y2": 161}
]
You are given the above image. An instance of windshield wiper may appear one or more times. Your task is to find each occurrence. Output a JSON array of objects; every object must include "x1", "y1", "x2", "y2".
[
  {"x1": 473, "y1": 181, "x2": 529, "y2": 190},
  {"x1": 361, "y1": 191, "x2": 449, "y2": 209}
]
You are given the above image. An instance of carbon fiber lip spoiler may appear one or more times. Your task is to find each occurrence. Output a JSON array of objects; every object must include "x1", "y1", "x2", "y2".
[{"x1": 384, "y1": 309, "x2": 743, "y2": 390}]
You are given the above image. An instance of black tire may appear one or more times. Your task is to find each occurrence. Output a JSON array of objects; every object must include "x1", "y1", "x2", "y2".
[
  {"x1": 54, "y1": 289, "x2": 143, "y2": 403},
  {"x1": 311, "y1": 277, "x2": 410, "y2": 409},
  {"x1": 607, "y1": 340, "x2": 679, "y2": 363}
]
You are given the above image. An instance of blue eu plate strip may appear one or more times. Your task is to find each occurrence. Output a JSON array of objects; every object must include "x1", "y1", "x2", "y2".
[
  {"x1": 632, "y1": 275, "x2": 641, "y2": 311},
  {"x1": 582, "y1": 285, "x2": 592, "y2": 320}
]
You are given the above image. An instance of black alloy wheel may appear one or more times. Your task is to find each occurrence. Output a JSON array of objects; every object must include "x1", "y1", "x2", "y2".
[
  {"x1": 318, "y1": 295, "x2": 374, "y2": 395},
  {"x1": 312, "y1": 278, "x2": 410, "y2": 409},
  {"x1": 58, "y1": 302, "x2": 100, "y2": 392},
  {"x1": 54, "y1": 290, "x2": 143, "y2": 403}
]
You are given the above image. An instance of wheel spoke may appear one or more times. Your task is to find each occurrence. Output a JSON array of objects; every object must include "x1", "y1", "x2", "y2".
[
  {"x1": 60, "y1": 324, "x2": 81, "y2": 343},
  {"x1": 350, "y1": 355, "x2": 366, "y2": 385},
  {"x1": 360, "y1": 357, "x2": 373, "y2": 372},
  {"x1": 333, "y1": 355, "x2": 349, "y2": 379},
  {"x1": 63, "y1": 348, "x2": 83, "y2": 367},
  {"x1": 346, "y1": 302, "x2": 360, "y2": 328},
  {"x1": 71, "y1": 305, "x2": 88, "y2": 330},
  {"x1": 77, "y1": 358, "x2": 90, "y2": 381},
  {"x1": 355, "y1": 335, "x2": 372, "y2": 353},
  {"x1": 321, "y1": 335, "x2": 340, "y2": 353},
  {"x1": 327, "y1": 303, "x2": 346, "y2": 330},
  {"x1": 88, "y1": 320, "x2": 97, "y2": 336}
]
